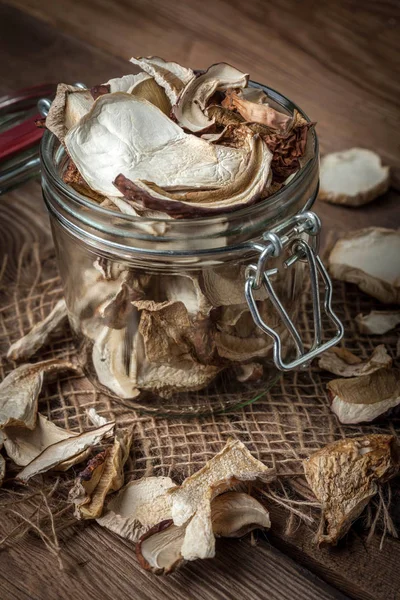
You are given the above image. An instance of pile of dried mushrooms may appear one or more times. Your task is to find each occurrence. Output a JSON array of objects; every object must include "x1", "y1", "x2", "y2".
[{"x1": 41, "y1": 56, "x2": 316, "y2": 400}]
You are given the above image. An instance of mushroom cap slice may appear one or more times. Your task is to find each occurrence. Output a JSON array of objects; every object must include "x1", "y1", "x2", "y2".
[
  {"x1": 318, "y1": 345, "x2": 392, "y2": 378},
  {"x1": 173, "y1": 63, "x2": 248, "y2": 133},
  {"x1": 328, "y1": 228, "x2": 400, "y2": 303},
  {"x1": 65, "y1": 93, "x2": 251, "y2": 197},
  {"x1": 355, "y1": 310, "x2": 400, "y2": 335},
  {"x1": 211, "y1": 491, "x2": 270, "y2": 537},
  {"x1": 328, "y1": 368, "x2": 400, "y2": 424},
  {"x1": 46, "y1": 84, "x2": 94, "y2": 143},
  {"x1": 130, "y1": 56, "x2": 194, "y2": 104},
  {"x1": 319, "y1": 148, "x2": 390, "y2": 206}
]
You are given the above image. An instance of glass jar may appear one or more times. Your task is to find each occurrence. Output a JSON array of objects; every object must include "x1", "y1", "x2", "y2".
[{"x1": 40, "y1": 82, "x2": 343, "y2": 416}]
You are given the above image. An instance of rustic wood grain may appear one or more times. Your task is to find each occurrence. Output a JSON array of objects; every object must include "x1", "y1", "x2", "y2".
[
  {"x1": 0, "y1": 3, "x2": 399, "y2": 600},
  {"x1": 3, "y1": 0, "x2": 400, "y2": 189}
]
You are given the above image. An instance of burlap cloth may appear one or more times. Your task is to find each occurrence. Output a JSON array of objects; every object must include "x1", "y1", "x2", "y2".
[{"x1": 0, "y1": 242, "x2": 399, "y2": 547}]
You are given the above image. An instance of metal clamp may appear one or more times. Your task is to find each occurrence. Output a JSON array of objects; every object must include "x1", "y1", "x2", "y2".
[{"x1": 245, "y1": 211, "x2": 344, "y2": 372}]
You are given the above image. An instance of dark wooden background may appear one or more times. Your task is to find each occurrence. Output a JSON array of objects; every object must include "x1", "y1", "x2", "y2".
[{"x1": 0, "y1": 1, "x2": 399, "y2": 599}]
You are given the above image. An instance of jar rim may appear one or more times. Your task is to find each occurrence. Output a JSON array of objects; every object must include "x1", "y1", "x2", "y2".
[{"x1": 40, "y1": 79, "x2": 319, "y2": 229}]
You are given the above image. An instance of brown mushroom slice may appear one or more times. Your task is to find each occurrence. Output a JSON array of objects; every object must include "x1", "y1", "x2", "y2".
[
  {"x1": 355, "y1": 310, "x2": 400, "y2": 335},
  {"x1": 328, "y1": 368, "x2": 400, "y2": 424},
  {"x1": 3, "y1": 414, "x2": 79, "y2": 466},
  {"x1": 17, "y1": 421, "x2": 115, "y2": 482},
  {"x1": 0, "y1": 359, "x2": 78, "y2": 430},
  {"x1": 222, "y1": 89, "x2": 291, "y2": 133},
  {"x1": 46, "y1": 84, "x2": 94, "y2": 142},
  {"x1": 318, "y1": 345, "x2": 392, "y2": 378},
  {"x1": 173, "y1": 63, "x2": 248, "y2": 133},
  {"x1": 71, "y1": 428, "x2": 133, "y2": 519},
  {"x1": 319, "y1": 149, "x2": 390, "y2": 206},
  {"x1": 328, "y1": 228, "x2": 400, "y2": 304},
  {"x1": 7, "y1": 299, "x2": 68, "y2": 362},
  {"x1": 66, "y1": 94, "x2": 251, "y2": 198},
  {"x1": 168, "y1": 438, "x2": 274, "y2": 560},
  {"x1": 97, "y1": 477, "x2": 176, "y2": 541},
  {"x1": 114, "y1": 132, "x2": 272, "y2": 218},
  {"x1": 211, "y1": 491, "x2": 270, "y2": 537},
  {"x1": 201, "y1": 265, "x2": 267, "y2": 307},
  {"x1": 136, "y1": 520, "x2": 185, "y2": 575},
  {"x1": 129, "y1": 56, "x2": 194, "y2": 104},
  {"x1": 303, "y1": 435, "x2": 400, "y2": 545}
]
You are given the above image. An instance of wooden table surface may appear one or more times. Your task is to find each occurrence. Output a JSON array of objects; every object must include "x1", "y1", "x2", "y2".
[{"x1": 0, "y1": 2, "x2": 399, "y2": 599}]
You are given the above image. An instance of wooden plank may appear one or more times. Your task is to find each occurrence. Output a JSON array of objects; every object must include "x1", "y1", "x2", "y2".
[{"x1": 4, "y1": 0, "x2": 400, "y2": 188}]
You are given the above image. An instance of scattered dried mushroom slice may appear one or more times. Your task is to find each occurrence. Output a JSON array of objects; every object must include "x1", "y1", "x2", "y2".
[
  {"x1": 0, "y1": 359, "x2": 78, "y2": 430},
  {"x1": 71, "y1": 428, "x2": 132, "y2": 519},
  {"x1": 319, "y1": 148, "x2": 390, "y2": 206},
  {"x1": 173, "y1": 63, "x2": 248, "y2": 133},
  {"x1": 328, "y1": 228, "x2": 400, "y2": 304},
  {"x1": 7, "y1": 299, "x2": 68, "y2": 362},
  {"x1": 45, "y1": 84, "x2": 94, "y2": 142},
  {"x1": 211, "y1": 491, "x2": 270, "y2": 537},
  {"x1": 130, "y1": 56, "x2": 194, "y2": 104},
  {"x1": 303, "y1": 435, "x2": 400, "y2": 545},
  {"x1": 328, "y1": 368, "x2": 400, "y2": 424},
  {"x1": 168, "y1": 438, "x2": 274, "y2": 561},
  {"x1": 97, "y1": 476, "x2": 176, "y2": 542},
  {"x1": 17, "y1": 421, "x2": 115, "y2": 482},
  {"x1": 66, "y1": 93, "x2": 252, "y2": 198},
  {"x1": 355, "y1": 310, "x2": 400, "y2": 335},
  {"x1": 318, "y1": 345, "x2": 391, "y2": 378},
  {"x1": 136, "y1": 520, "x2": 185, "y2": 575}
]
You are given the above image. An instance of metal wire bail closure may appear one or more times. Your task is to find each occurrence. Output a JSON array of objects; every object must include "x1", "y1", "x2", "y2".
[{"x1": 245, "y1": 211, "x2": 344, "y2": 372}]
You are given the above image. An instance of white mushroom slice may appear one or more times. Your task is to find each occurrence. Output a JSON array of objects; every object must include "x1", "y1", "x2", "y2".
[
  {"x1": 130, "y1": 56, "x2": 194, "y2": 104},
  {"x1": 222, "y1": 89, "x2": 291, "y2": 133},
  {"x1": 3, "y1": 414, "x2": 78, "y2": 466},
  {"x1": 211, "y1": 491, "x2": 270, "y2": 537},
  {"x1": 17, "y1": 421, "x2": 115, "y2": 482},
  {"x1": 355, "y1": 311, "x2": 400, "y2": 335},
  {"x1": 173, "y1": 63, "x2": 248, "y2": 133},
  {"x1": 106, "y1": 72, "x2": 150, "y2": 93},
  {"x1": 0, "y1": 359, "x2": 78, "y2": 430},
  {"x1": 46, "y1": 84, "x2": 94, "y2": 142},
  {"x1": 65, "y1": 93, "x2": 251, "y2": 198},
  {"x1": 86, "y1": 408, "x2": 109, "y2": 428},
  {"x1": 71, "y1": 428, "x2": 133, "y2": 519},
  {"x1": 328, "y1": 368, "x2": 400, "y2": 424},
  {"x1": 97, "y1": 477, "x2": 176, "y2": 541},
  {"x1": 319, "y1": 148, "x2": 390, "y2": 206},
  {"x1": 328, "y1": 228, "x2": 400, "y2": 304},
  {"x1": 136, "y1": 521, "x2": 185, "y2": 575},
  {"x1": 318, "y1": 345, "x2": 391, "y2": 378},
  {"x1": 7, "y1": 299, "x2": 68, "y2": 362},
  {"x1": 168, "y1": 438, "x2": 274, "y2": 561},
  {"x1": 114, "y1": 130, "x2": 272, "y2": 218},
  {"x1": 128, "y1": 75, "x2": 171, "y2": 115},
  {"x1": 303, "y1": 435, "x2": 400, "y2": 545}
]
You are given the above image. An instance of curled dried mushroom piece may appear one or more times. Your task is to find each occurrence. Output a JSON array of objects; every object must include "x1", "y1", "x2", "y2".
[
  {"x1": 328, "y1": 228, "x2": 400, "y2": 304},
  {"x1": 303, "y1": 435, "x2": 400, "y2": 545},
  {"x1": 355, "y1": 310, "x2": 400, "y2": 335},
  {"x1": 318, "y1": 345, "x2": 391, "y2": 378}
]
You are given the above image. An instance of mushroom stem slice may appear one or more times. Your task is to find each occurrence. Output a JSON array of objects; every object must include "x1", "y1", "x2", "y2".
[
  {"x1": 355, "y1": 311, "x2": 400, "y2": 335},
  {"x1": 328, "y1": 228, "x2": 400, "y2": 304},
  {"x1": 318, "y1": 344, "x2": 391, "y2": 378},
  {"x1": 319, "y1": 148, "x2": 390, "y2": 206},
  {"x1": 173, "y1": 63, "x2": 248, "y2": 133},
  {"x1": 7, "y1": 299, "x2": 68, "y2": 362},
  {"x1": 130, "y1": 56, "x2": 194, "y2": 104},
  {"x1": 328, "y1": 368, "x2": 400, "y2": 424},
  {"x1": 304, "y1": 435, "x2": 400, "y2": 545}
]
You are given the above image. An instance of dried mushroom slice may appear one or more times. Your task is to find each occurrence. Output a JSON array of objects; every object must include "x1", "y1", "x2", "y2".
[
  {"x1": 128, "y1": 75, "x2": 171, "y2": 115},
  {"x1": 319, "y1": 148, "x2": 390, "y2": 206},
  {"x1": 355, "y1": 310, "x2": 400, "y2": 335},
  {"x1": 303, "y1": 435, "x2": 400, "y2": 545},
  {"x1": 318, "y1": 345, "x2": 391, "y2": 378},
  {"x1": 328, "y1": 228, "x2": 400, "y2": 304},
  {"x1": 130, "y1": 56, "x2": 194, "y2": 104},
  {"x1": 173, "y1": 63, "x2": 248, "y2": 133},
  {"x1": 0, "y1": 359, "x2": 78, "y2": 430},
  {"x1": 17, "y1": 421, "x2": 115, "y2": 482},
  {"x1": 66, "y1": 93, "x2": 251, "y2": 198},
  {"x1": 0, "y1": 455, "x2": 5, "y2": 487},
  {"x1": 222, "y1": 89, "x2": 291, "y2": 133},
  {"x1": 3, "y1": 414, "x2": 79, "y2": 466},
  {"x1": 168, "y1": 438, "x2": 273, "y2": 560},
  {"x1": 97, "y1": 477, "x2": 176, "y2": 542},
  {"x1": 7, "y1": 299, "x2": 68, "y2": 362},
  {"x1": 136, "y1": 520, "x2": 185, "y2": 575},
  {"x1": 71, "y1": 428, "x2": 133, "y2": 519},
  {"x1": 211, "y1": 491, "x2": 270, "y2": 537},
  {"x1": 235, "y1": 363, "x2": 264, "y2": 383},
  {"x1": 114, "y1": 131, "x2": 272, "y2": 218},
  {"x1": 46, "y1": 84, "x2": 94, "y2": 142},
  {"x1": 328, "y1": 368, "x2": 400, "y2": 424}
]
